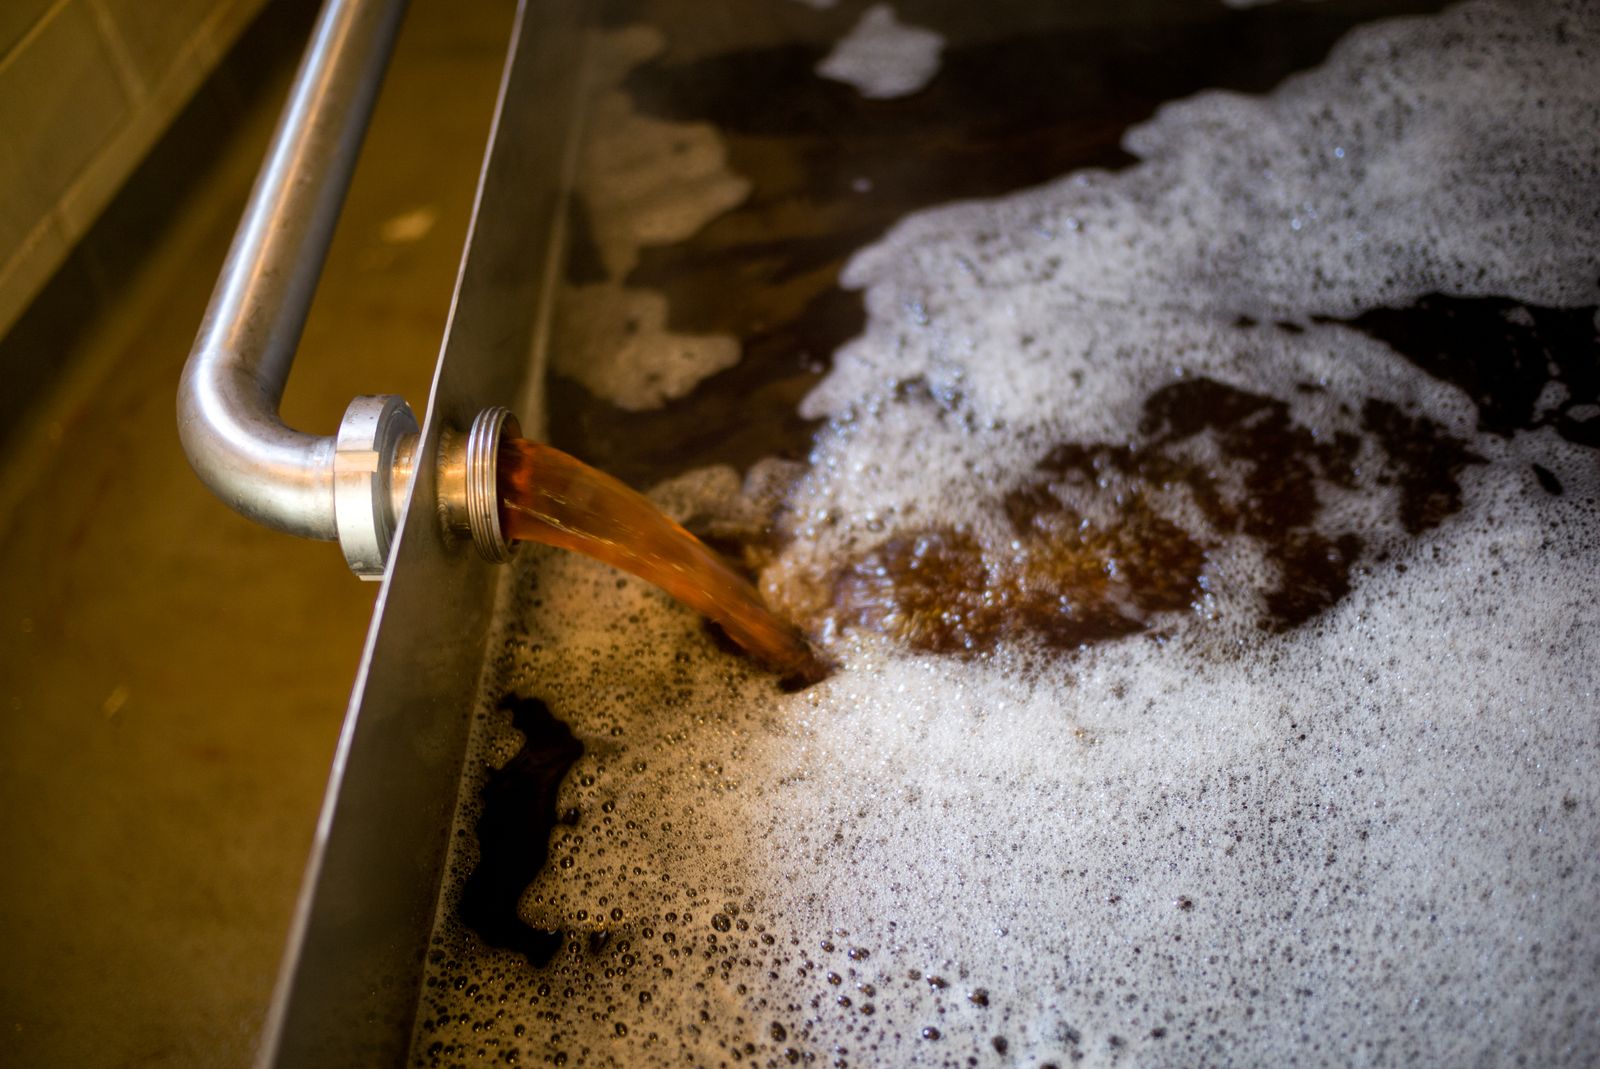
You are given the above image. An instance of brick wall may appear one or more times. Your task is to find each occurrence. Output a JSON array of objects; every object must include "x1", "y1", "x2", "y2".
[{"x1": 0, "y1": 0, "x2": 271, "y2": 336}]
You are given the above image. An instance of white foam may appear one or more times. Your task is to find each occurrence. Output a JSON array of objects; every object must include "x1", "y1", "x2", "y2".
[
  {"x1": 414, "y1": 2, "x2": 1600, "y2": 1065},
  {"x1": 557, "y1": 286, "x2": 740, "y2": 412},
  {"x1": 551, "y1": 27, "x2": 750, "y2": 410},
  {"x1": 816, "y1": 5, "x2": 944, "y2": 100},
  {"x1": 805, "y1": 1, "x2": 1599, "y2": 427}
]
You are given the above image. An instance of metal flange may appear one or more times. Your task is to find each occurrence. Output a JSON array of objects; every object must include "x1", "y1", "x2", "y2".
[
  {"x1": 333, "y1": 394, "x2": 419, "y2": 579},
  {"x1": 437, "y1": 406, "x2": 522, "y2": 564},
  {"x1": 465, "y1": 406, "x2": 519, "y2": 563}
]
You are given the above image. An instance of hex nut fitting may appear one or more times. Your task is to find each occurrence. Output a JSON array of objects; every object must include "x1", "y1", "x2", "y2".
[{"x1": 333, "y1": 394, "x2": 419, "y2": 579}]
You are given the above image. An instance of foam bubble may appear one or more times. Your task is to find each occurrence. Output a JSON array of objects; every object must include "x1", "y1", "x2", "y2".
[{"x1": 411, "y1": 2, "x2": 1599, "y2": 1065}]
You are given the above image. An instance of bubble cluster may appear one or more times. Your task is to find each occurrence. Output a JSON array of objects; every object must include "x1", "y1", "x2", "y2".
[{"x1": 410, "y1": 2, "x2": 1599, "y2": 1066}]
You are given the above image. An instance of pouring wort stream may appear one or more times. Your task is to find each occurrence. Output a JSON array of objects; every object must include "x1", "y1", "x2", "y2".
[{"x1": 497, "y1": 438, "x2": 824, "y2": 683}]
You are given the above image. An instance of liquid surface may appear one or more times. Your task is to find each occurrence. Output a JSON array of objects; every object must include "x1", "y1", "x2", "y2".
[
  {"x1": 803, "y1": 370, "x2": 1483, "y2": 653},
  {"x1": 498, "y1": 438, "x2": 822, "y2": 681},
  {"x1": 413, "y1": 2, "x2": 1600, "y2": 1066},
  {"x1": 456, "y1": 696, "x2": 585, "y2": 966},
  {"x1": 549, "y1": 0, "x2": 1453, "y2": 487}
]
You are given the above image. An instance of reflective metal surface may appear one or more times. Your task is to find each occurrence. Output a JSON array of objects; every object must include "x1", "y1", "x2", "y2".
[
  {"x1": 332, "y1": 395, "x2": 419, "y2": 578},
  {"x1": 439, "y1": 405, "x2": 520, "y2": 564},
  {"x1": 176, "y1": 0, "x2": 411, "y2": 548},
  {"x1": 255, "y1": 0, "x2": 587, "y2": 1063},
  {"x1": 464, "y1": 407, "x2": 519, "y2": 563}
]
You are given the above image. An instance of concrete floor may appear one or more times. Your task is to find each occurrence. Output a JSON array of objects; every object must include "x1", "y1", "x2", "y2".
[{"x1": 0, "y1": 2, "x2": 514, "y2": 1064}]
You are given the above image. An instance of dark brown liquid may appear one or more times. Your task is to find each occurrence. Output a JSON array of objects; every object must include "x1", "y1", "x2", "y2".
[
  {"x1": 457, "y1": 695, "x2": 583, "y2": 966},
  {"x1": 832, "y1": 508, "x2": 1204, "y2": 656},
  {"x1": 497, "y1": 437, "x2": 824, "y2": 682},
  {"x1": 822, "y1": 372, "x2": 1486, "y2": 653}
]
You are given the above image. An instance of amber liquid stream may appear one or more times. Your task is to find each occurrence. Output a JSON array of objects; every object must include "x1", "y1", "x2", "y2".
[{"x1": 497, "y1": 438, "x2": 823, "y2": 682}]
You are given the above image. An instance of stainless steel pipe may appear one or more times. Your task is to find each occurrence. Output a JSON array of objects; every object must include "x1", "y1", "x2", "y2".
[
  {"x1": 177, "y1": 0, "x2": 415, "y2": 575},
  {"x1": 176, "y1": 0, "x2": 519, "y2": 577}
]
